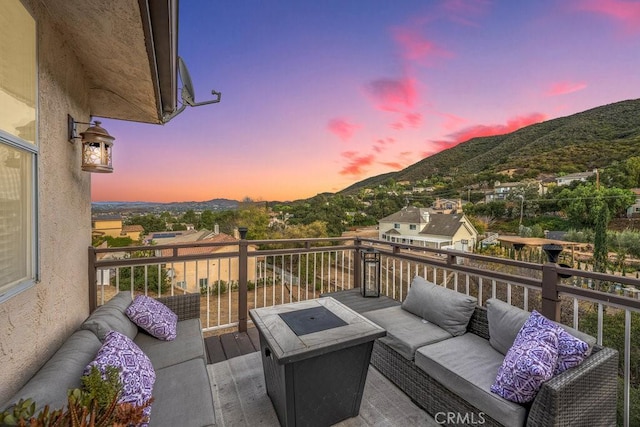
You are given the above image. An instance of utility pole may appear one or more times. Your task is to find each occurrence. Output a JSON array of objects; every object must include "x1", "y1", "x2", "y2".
[{"x1": 518, "y1": 195, "x2": 524, "y2": 227}]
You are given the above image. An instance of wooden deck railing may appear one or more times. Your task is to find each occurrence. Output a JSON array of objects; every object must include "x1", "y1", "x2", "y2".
[{"x1": 89, "y1": 235, "x2": 640, "y2": 426}]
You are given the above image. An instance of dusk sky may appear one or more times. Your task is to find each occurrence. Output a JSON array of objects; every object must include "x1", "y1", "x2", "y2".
[{"x1": 92, "y1": 0, "x2": 640, "y2": 203}]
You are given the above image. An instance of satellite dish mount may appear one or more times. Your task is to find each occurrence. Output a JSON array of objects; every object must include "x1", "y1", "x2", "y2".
[{"x1": 163, "y1": 56, "x2": 221, "y2": 122}]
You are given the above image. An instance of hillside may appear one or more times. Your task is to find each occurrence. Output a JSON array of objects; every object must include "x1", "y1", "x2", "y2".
[{"x1": 341, "y1": 99, "x2": 640, "y2": 193}]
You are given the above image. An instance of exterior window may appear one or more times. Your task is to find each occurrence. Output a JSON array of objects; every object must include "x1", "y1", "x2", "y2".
[
  {"x1": 0, "y1": 0, "x2": 37, "y2": 302},
  {"x1": 409, "y1": 224, "x2": 417, "y2": 230},
  {"x1": 394, "y1": 223, "x2": 400, "y2": 229}
]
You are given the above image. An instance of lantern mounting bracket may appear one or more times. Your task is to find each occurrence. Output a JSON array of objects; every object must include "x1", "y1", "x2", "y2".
[{"x1": 68, "y1": 115, "x2": 95, "y2": 143}]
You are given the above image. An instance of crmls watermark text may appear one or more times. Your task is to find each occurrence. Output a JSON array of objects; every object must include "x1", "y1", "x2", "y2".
[{"x1": 434, "y1": 412, "x2": 486, "y2": 425}]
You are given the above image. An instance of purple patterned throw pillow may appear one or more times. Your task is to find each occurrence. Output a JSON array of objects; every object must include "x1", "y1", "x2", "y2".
[
  {"x1": 85, "y1": 330, "x2": 155, "y2": 421},
  {"x1": 126, "y1": 295, "x2": 178, "y2": 341},
  {"x1": 555, "y1": 328, "x2": 590, "y2": 375},
  {"x1": 491, "y1": 311, "x2": 560, "y2": 403}
]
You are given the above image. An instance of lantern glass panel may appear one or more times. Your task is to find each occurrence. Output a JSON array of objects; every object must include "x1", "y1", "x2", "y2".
[
  {"x1": 361, "y1": 250, "x2": 380, "y2": 297},
  {"x1": 82, "y1": 141, "x2": 113, "y2": 172}
]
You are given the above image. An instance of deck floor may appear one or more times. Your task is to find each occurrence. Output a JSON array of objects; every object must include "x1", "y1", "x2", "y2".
[
  {"x1": 207, "y1": 352, "x2": 436, "y2": 426},
  {"x1": 205, "y1": 327, "x2": 261, "y2": 364},
  {"x1": 205, "y1": 290, "x2": 435, "y2": 425}
]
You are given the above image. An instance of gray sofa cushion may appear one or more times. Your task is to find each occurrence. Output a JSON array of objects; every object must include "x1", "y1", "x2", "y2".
[
  {"x1": 135, "y1": 318, "x2": 206, "y2": 370},
  {"x1": 486, "y1": 298, "x2": 531, "y2": 355},
  {"x1": 2, "y1": 330, "x2": 103, "y2": 413},
  {"x1": 486, "y1": 298, "x2": 596, "y2": 355},
  {"x1": 80, "y1": 292, "x2": 138, "y2": 341},
  {"x1": 415, "y1": 333, "x2": 527, "y2": 427},
  {"x1": 401, "y1": 276, "x2": 477, "y2": 336},
  {"x1": 151, "y1": 358, "x2": 215, "y2": 427},
  {"x1": 363, "y1": 306, "x2": 452, "y2": 360}
]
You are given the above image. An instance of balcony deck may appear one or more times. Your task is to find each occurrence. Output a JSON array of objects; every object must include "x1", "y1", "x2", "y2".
[
  {"x1": 208, "y1": 350, "x2": 436, "y2": 426},
  {"x1": 206, "y1": 290, "x2": 435, "y2": 425},
  {"x1": 205, "y1": 328, "x2": 260, "y2": 364}
]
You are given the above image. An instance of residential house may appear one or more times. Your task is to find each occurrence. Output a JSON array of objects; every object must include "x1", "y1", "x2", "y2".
[
  {"x1": 627, "y1": 188, "x2": 640, "y2": 217},
  {"x1": 0, "y1": 0, "x2": 179, "y2": 403},
  {"x1": 121, "y1": 224, "x2": 144, "y2": 241},
  {"x1": 378, "y1": 206, "x2": 478, "y2": 251},
  {"x1": 154, "y1": 230, "x2": 257, "y2": 294},
  {"x1": 92, "y1": 216, "x2": 143, "y2": 241},
  {"x1": 92, "y1": 215, "x2": 124, "y2": 238},
  {"x1": 432, "y1": 197, "x2": 463, "y2": 214},
  {"x1": 485, "y1": 180, "x2": 544, "y2": 202},
  {"x1": 555, "y1": 170, "x2": 596, "y2": 186}
]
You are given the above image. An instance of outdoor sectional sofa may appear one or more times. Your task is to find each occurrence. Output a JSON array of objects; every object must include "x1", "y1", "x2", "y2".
[
  {"x1": 1, "y1": 292, "x2": 215, "y2": 427},
  {"x1": 361, "y1": 276, "x2": 619, "y2": 427}
]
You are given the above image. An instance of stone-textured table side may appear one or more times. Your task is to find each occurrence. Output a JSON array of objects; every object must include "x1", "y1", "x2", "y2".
[
  {"x1": 249, "y1": 297, "x2": 386, "y2": 364},
  {"x1": 250, "y1": 297, "x2": 387, "y2": 427}
]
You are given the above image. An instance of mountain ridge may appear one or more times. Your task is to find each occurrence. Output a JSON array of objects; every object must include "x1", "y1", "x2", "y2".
[{"x1": 341, "y1": 98, "x2": 640, "y2": 194}]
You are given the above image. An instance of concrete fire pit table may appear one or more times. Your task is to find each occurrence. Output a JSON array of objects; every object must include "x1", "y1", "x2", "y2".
[{"x1": 249, "y1": 297, "x2": 386, "y2": 427}]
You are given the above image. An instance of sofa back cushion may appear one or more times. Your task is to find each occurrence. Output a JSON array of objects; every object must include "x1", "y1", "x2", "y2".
[
  {"x1": 486, "y1": 298, "x2": 531, "y2": 356},
  {"x1": 80, "y1": 292, "x2": 138, "y2": 341},
  {"x1": 486, "y1": 298, "x2": 596, "y2": 356},
  {"x1": 1, "y1": 330, "x2": 103, "y2": 413},
  {"x1": 401, "y1": 276, "x2": 477, "y2": 336}
]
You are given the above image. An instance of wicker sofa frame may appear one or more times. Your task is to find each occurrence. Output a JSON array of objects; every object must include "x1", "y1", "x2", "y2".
[{"x1": 369, "y1": 305, "x2": 619, "y2": 427}]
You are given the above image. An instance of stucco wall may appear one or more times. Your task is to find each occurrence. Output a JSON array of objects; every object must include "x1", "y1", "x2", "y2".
[{"x1": 0, "y1": 0, "x2": 93, "y2": 404}]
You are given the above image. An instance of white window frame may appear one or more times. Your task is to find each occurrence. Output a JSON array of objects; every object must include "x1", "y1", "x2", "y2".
[{"x1": 0, "y1": 0, "x2": 38, "y2": 303}]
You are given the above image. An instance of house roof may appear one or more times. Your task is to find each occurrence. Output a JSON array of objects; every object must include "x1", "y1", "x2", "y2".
[
  {"x1": 379, "y1": 206, "x2": 427, "y2": 223},
  {"x1": 419, "y1": 214, "x2": 466, "y2": 237},
  {"x1": 157, "y1": 232, "x2": 241, "y2": 256},
  {"x1": 122, "y1": 225, "x2": 144, "y2": 233},
  {"x1": 47, "y1": 0, "x2": 178, "y2": 123},
  {"x1": 557, "y1": 171, "x2": 595, "y2": 181}
]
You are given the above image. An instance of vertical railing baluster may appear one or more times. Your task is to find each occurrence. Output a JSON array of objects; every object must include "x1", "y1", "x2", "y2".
[
  {"x1": 597, "y1": 303, "x2": 604, "y2": 346},
  {"x1": 623, "y1": 310, "x2": 631, "y2": 427}
]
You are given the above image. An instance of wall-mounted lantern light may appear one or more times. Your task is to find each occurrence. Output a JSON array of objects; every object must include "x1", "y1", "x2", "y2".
[
  {"x1": 68, "y1": 115, "x2": 114, "y2": 173},
  {"x1": 361, "y1": 248, "x2": 381, "y2": 298}
]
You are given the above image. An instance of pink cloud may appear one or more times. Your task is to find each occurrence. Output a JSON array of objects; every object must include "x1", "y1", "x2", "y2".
[
  {"x1": 428, "y1": 113, "x2": 547, "y2": 152},
  {"x1": 366, "y1": 77, "x2": 418, "y2": 112},
  {"x1": 405, "y1": 112, "x2": 422, "y2": 127},
  {"x1": 391, "y1": 27, "x2": 452, "y2": 63},
  {"x1": 339, "y1": 151, "x2": 375, "y2": 176},
  {"x1": 545, "y1": 81, "x2": 587, "y2": 96},
  {"x1": 327, "y1": 118, "x2": 361, "y2": 141},
  {"x1": 435, "y1": 112, "x2": 467, "y2": 131},
  {"x1": 380, "y1": 161, "x2": 403, "y2": 169},
  {"x1": 379, "y1": 151, "x2": 414, "y2": 170},
  {"x1": 576, "y1": 0, "x2": 640, "y2": 34},
  {"x1": 373, "y1": 137, "x2": 396, "y2": 153},
  {"x1": 390, "y1": 113, "x2": 422, "y2": 130},
  {"x1": 422, "y1": 140, "x2": 457, "y2": 157}
]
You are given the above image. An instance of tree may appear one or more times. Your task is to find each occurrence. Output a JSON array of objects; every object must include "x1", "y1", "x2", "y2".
[
  {"x1": 556, "y1": 183, "x2": 635, "y2": 228},
  {"x1": 180, "y1": 209, "x2": 199, "y2": 228},
  {"x1": 126, "y1": 214, "x2": 167, "y2": 233},
  {"x1": 592, "y1": 196, "x2": 610, "y2": 273}
]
